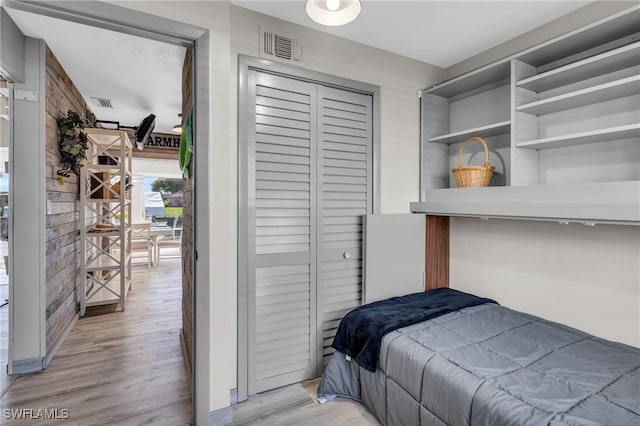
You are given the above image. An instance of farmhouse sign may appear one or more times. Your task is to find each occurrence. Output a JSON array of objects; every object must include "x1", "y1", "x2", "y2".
[
  {"x1": 146, "y1": 133, "x2": 180, "y2": 150},
  {"x1": 131, "y1": 132, "x2": 180, "y2": 159}
]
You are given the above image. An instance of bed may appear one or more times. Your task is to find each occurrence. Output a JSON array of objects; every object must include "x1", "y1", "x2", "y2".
[{"x1": 317, "y1": 288, "x2": 640, "y2": 425}]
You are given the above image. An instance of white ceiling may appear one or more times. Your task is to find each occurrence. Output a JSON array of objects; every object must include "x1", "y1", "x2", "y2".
[
  {"x1": 5, "y1": 1, "x2": 592, "y2": 134},
  {"x1": 231, "y1": 0, "x2": 592, "y2": 68},
  {"x1": 6, "y1": 8, "x2": 185, "y2": 134}
]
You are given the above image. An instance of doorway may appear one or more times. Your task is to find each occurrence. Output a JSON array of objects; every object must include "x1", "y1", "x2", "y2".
[
  {"x1": 238, "y1": 56, "x2": 380, "y2": 398},
  {"x1": 0, "y1": 78, "x2": 12, "y2": 395},
  {"x1": 0, "y1": 1, "x2": 210, "y2": 423}
]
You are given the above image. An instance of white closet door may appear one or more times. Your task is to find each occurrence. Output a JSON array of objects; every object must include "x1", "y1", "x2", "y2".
[
  {"x1": 248, "y1": 71, "x2": 318, "y2": 394},
  {"x1": 316, "y1": 86, "x2": 373, "y2": 369},
  {"x1": 244, "y1": 69, "x2": 374, "y2": 395}
]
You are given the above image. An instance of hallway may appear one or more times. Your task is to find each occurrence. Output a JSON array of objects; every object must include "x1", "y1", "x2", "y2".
[{"x1": 0, "y1": 256, "x2": 191, "y2": 425}]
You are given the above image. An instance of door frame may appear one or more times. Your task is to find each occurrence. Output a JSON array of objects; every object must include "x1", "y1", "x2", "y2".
[
  {"x1": 237, "y1": 55, "x2": 381, "y2": 401},
  {"x1": 1, "y1": 1, "x2": 211, "y2": 424}
]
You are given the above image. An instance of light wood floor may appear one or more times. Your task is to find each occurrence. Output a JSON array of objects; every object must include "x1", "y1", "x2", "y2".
[
  {"x1": 232, "y1": 378, "x2": 380, "y2": 426},
  {"x1": 0, "y1": 256, "x2": 192, "y2": 425}
]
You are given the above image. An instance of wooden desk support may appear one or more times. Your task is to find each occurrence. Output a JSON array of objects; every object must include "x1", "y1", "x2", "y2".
[{"x1": 425, "y1": 215, "x2": 449, "y2": 290}]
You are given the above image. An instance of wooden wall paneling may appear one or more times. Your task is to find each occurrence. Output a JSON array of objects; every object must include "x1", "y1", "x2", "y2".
[
  {"x1": 44, "y1": 45, "x2": 94, "y2": 354},
  {"x1": 425, "y1": 215, "x2": 449, "y2": 290},
  {"x1": 180, "y1": 48, "x2": 194, "y2": 383}
]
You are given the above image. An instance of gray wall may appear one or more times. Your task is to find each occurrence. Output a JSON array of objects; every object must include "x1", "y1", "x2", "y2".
[
  {"x1": 11, "y1": 37, "x2": 46, "y2": 371},
  {"x1": 0, "y1": 8, "x2": 25, "y2": 82}
]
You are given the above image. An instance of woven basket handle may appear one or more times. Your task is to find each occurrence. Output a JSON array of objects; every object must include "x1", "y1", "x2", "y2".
[{"x1": 457, "y1": 136, "x2": 491, "y2": 168}]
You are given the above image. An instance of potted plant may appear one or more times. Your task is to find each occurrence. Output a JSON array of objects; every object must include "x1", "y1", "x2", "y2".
[{"x1": 56, "y1": 110, "x2": 88, "y2": 183}]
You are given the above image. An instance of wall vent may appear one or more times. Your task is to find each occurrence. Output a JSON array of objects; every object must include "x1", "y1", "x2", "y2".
[
  {"x1": 261, "y1": 29, "x2": 302, "y2": 62},
  {"x1": 91, "y1": 97, "x2": 114, "y2": 108}
]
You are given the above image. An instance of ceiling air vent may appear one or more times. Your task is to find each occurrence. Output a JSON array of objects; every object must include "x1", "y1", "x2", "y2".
[
  {"x1": 261, "y1": 29, "x2": 302, "y2": 62},
  {"x1": 91, "y1": 97, "x2": 114, "y2": 108}
]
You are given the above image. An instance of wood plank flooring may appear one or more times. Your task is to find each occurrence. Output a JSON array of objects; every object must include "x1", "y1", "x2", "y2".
[
  {"x1": 0, "y1": 256, "x2": 191, "y2": 425},
  {"x1": 232, "y1": 378, "x2": 380, "y2": 425}
]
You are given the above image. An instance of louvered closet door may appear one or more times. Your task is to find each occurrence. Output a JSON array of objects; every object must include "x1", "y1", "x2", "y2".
[
  {"x1": 248, "y1": 71, "x2": 318, "y2": 394},
  {"x1": 317, "y1": 86, "x2": 373, "y2": 369}
]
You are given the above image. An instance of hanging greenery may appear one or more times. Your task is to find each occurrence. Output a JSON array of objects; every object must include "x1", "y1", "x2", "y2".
[{"x1": 56, "y1": 110, "x2": 88, "y2": 180}]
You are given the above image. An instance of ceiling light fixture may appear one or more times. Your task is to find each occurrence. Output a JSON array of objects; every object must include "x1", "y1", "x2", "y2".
[
  {"x1": 172, "y1": 113, "x2": 183, "y2": 134},
  {"x1": 305, "y1": 0, "x2": 362, "y2": 27}
]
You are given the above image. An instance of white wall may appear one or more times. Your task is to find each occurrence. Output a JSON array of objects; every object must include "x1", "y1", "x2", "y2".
[
  {"x1": 448, "y1": 1, "x2": 640, "y2": 348},
  {"x1": 451, "y1": 219, "x2": 640, "y2": 346}
]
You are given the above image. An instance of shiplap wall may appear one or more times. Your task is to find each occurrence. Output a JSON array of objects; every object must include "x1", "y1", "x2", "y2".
[{"x1": 44, "y1": 45, "x2": 93, "y2": 354}]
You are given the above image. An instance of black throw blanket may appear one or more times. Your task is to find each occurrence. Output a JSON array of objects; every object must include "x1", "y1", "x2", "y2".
[{"x1": 332, "y1": 288, "x2": 498, "y2": 372}]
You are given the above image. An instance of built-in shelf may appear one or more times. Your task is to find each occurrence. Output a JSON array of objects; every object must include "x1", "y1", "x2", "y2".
[
  {"x1": 419, "y1": 6, "x2": 640, "y2": 224},
  {"x1": 424, "y1": 61, "x2": 510, "y2": 98},
  {"x1": 517, "y1": 75, "x2": 640, "y2": 115},
  {"x1": 517, "y1": 41, "x2": 640, "y2": 92},
  {"x1": 412, "y1": 181, "x2": 640, "y2": 225},
  {"x1": 428, "y1": 121, "x2": 511, "y2": 144},
  {"x1": 517, "y1": 123, "x2": 640, "y2": 150}
]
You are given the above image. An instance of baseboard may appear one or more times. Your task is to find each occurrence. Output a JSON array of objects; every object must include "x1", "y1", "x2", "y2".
[
  {"x1": 209, "y1": 389, "x2": 236, "y2": 426},
  {"x1": 209, "y1": 406, "x2": 232, "y2": 426},
  {"x1": 43, "y1": 312, "x2": 78, "y2": 369},
  {"x1": 11, "y1": 357, "x2": 43, "y2": 374}
]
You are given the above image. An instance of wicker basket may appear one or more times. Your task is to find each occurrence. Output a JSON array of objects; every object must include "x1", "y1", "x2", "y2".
[{"x1": 451, "y1": 136, "x2": 496, "y2": 188}]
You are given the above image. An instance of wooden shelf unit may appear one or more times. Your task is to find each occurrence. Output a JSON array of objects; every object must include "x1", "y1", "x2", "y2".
[
  {"x1": 416, "y1": 5, "x2": 640, "y2": 224},
  {"x1": 80, "y1": 128, "x2": 133, "y2": 315}
]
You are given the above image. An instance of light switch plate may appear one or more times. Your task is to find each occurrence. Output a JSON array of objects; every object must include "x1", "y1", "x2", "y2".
[{"x1": 15, "y1": 90, "x2": 38, "y2": 102}]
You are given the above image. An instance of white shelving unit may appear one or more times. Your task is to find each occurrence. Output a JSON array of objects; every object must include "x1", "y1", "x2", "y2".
[
  {"x1": 428, "y1": 120, "x2": 511, "y2": 144},
  {"x1": 516, "y1": 41, "x2": 640, "y2": 92},
  {"x1": 415, "y1": 5, "x2": 640, "y2": 225},
  {"x1": 517, "y1": 123, "x2": 640, "y2": 150},
  {"x1": 80, "y1": 128, "x2": 133, "y2": 315},
  {"x1": 516, "y1": 75, "x2": 640, "y2": 115}
]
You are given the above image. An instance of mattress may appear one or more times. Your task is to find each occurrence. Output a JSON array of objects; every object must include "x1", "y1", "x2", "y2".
[{"x1": 318, "y1": 300, "x2": 640, "y2": 425}]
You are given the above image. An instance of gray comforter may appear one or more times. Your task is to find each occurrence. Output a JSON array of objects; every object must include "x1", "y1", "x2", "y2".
[{"x1": 317, "y1": 303, "x2": 640, "y2": 425}]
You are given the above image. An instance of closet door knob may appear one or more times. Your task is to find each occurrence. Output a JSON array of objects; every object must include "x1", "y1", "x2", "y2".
[{"x1": 343, "y1": 251, "x2": 351, "y2": 259}]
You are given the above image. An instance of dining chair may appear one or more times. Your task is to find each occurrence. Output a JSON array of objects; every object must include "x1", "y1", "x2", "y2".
[
  {"x1": 155, "y1": 216, "x2": 182, "y2": 265},
  {"x1": 131, "y1": 222, "x2": 153, "y2": 268}
]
